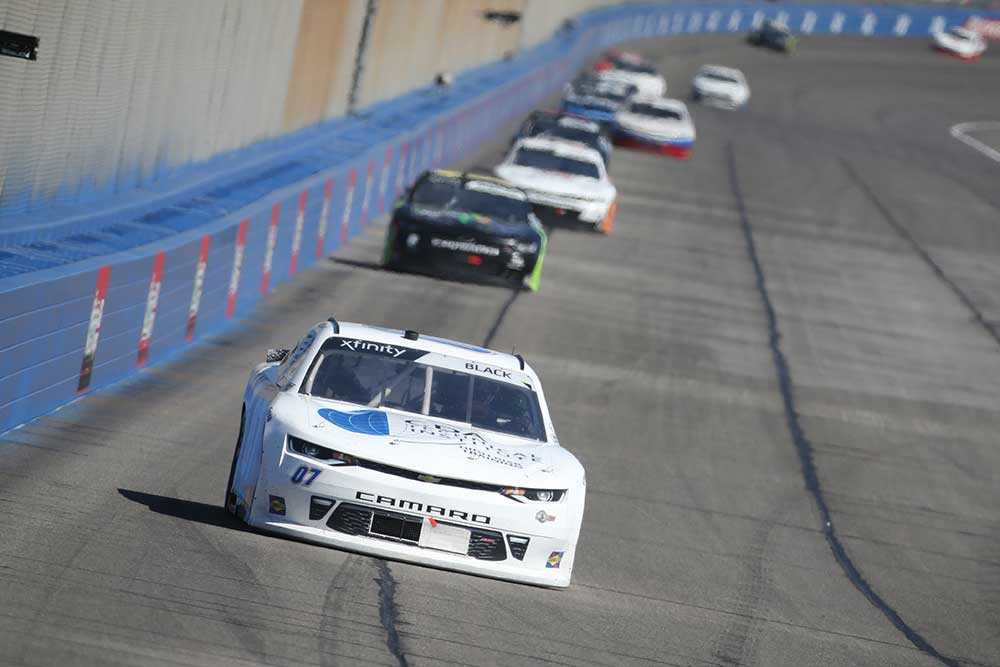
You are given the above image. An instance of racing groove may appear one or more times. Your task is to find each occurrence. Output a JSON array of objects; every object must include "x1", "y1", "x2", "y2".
[{"x1": 1, "y1": 36, "x2": 999, "y2": 667}]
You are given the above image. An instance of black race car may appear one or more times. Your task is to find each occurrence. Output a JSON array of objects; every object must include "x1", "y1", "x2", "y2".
[
  {"x1": 513, "y1": 111, "x2": 613, "y2": 166},
  {"x1": 382, "y1": 170, "x2": 547, "y2": 291},
  {"x1": 747, "y1": 20, "x2": 798, "y2": 53}
]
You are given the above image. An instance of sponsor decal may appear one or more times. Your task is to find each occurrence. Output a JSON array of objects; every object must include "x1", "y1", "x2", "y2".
[
  {"x1": 78, "y1": 265, "x2": 112, "y2": 394},
  {"x1": 966, "y1": 17, "x2": 1000, "y2": 40},
  {"x1": 430, "y1": 238, "x2": 500, "y2": 256},
  {"x1": 356, "y1": 491, "x2": 491, "y2": 525},
  {"x1": 337, "y1": 338, "x2": 419, "y2": 358},
  {"x1": 546, "y1": 551, "x2": 564, "y2": 568},
  {"x1": 465, "y1": 362, "x2": 512, "y2": 380},
  {"x1": 185, "y1": 235, "x2": 210, "y2": 342},
  {"x1": 394, "y1": 141, "x2": 408, "y2": 199},
  {"x1": 137, "y1": 251, "x2": 166, "y2": 367},
  {"x1": 269, "y1": 495, "x2": 286, "y2": 515},
  {"x1": 340, "y1": 168, "x2": 357, "y2": 243},
  {"x1": 535, "y1": 510, "x2": 556, "y2": 524},
  {"x1": 360, "y1": 159, "x2": 375, "y2": 229},
  {"x1": 290, "y1": 190, "x2": 307, "y2": 275},
  {"x1": 260, "y1": 202, "x2": 281, "y2": 293},
  {"x1": 316, "y1": 178, "x2": 333, "y2": 258},
  {"x1": 226, "y1": 219, "x2": 249, "y2": 317},
  {"x1": 318, "y1": 408, "x2": 390, "y2": 436},
  {"x1": 378, "y1": 147, "x2": 392, "y2": 214}
]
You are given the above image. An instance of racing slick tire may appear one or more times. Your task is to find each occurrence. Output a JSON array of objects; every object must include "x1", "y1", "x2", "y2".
[{"x1": 224, "y1": 406, "x2": 246, "y2": 518}]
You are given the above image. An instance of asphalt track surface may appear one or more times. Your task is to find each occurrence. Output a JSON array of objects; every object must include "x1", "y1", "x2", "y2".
[{"x1": 2, "y1": 35, "x2": 1000, "y2": 667}]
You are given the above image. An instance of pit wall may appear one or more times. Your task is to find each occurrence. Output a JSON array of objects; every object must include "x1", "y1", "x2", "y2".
[{"x1": 1, "y1": 1, "x2": 996, "y2": 435}]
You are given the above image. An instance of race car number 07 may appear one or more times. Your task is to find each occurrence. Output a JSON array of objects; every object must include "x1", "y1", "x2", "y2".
[{"x1": 291, "y1": 466, "x2": 321, "y2": 486}]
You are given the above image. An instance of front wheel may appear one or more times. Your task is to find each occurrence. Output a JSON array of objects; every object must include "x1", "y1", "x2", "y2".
[{"x1": 224, "y1": 407, "x2": 245, "y2": 517}]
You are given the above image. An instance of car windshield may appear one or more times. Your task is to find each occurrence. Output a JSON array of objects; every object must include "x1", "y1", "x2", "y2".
[
  {"x1": 629, "y1": 103, "x2": 683, "y2": 120},
  {"x1": 513, "y1": 148, "x2": 600, "y2": 178},
  {"x1": 702, "y1": 71, "x2": 739, "y2": 83},
  {"x1": 614, "y1": 61, "x2": 658, "y2": 75},
  {"x1": 948, "y1": 28, "x2": 970, "y2": 40},
  {"x1": 573, "y1": 84, "x2": 630, "y2": 103},
  {"x1": 304, "y1": 344, "x2": 547, "y2": 441},
  {"x1": 410, "y1": 176, "x2": 529, "y2": 224},
  {"x1": 547, "y1": 126, "x2": 602, "y2": 149}
]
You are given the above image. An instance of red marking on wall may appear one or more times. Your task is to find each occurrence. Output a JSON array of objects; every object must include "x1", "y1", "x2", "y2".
[
  {"x1": 290, "y1": 190, "x2": 307, "y2": 275},
  {"x1": 394, "y1": 142, "x2": 408, "y2": 199},
  {"x1": 260, "y1": 202, "x2": 281, "y2": 294},
  {"x1": 136, "y1": 251, "x2": 166, "y2": 367},
  {"x1": 360, "y1": 160, "x2": 375, "y2": 229},
  {"x1": 378, "y1": 147, "x2": 392, "y2": 214},
  {"x1": 77, "y1": 265, "x2": 112, "y2": 394},
  {"x1": 340, "y1": 169, "x2": 357, "y2": 243},
  {"x1": 226, "y1": 219, "x2": 249, "y2": 317},
  {"x1": 185, "y1": 235, "x2": 210, "y2": 342},
  {"x1": 435, "y1": 122, "x2": 446, "y2": 167},
  {"x1": 316, "y1": 178, "x2": 333, "y2": 258}
]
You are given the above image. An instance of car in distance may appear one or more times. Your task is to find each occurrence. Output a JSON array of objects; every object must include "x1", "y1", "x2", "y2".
[
  {"x1": 381, "y1": 170, "x2": 547, "y2": 291},
  {"x1": 613, "y1": 97, "x2": 696, "y2": 159},
  {"x1": 225, "y1": 319, "x2": 587, "y2": 587},
  {"x1": 494, "y1": 135, "x2": 617, "y2": 233},
  {"x1": 691, "y1": 65, "x2": 750, "y2": 109},
  {"x1": 594, "y1": 55, "x2": 667, "y2": 98},
  {"x1": 561, "y1": 76, "x2": 637, "y2": 125},
  {"x1": 932, "y1": 26, "x2": 987, "y2": 60},
  {"x1": 747, "y1": 19, "x2": 797, "y2": 53},
  {"x1": 514, "y1": 111, "x2": 613, "y2": 166}
]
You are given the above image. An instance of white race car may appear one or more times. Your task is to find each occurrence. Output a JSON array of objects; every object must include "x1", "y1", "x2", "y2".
[
  {"x1": 691, "y1": 65, "x2": 750, "y2": 110},
  {"x1": 596, "y1": 59, "x2": 667, "y2": 98},
  {"x1": 613, "y1": 97, "x2": 696, "y2": 159},
  {"x1": 494, "y1": 136, "x2": 617, "y2": 233},
  {"x1": 226, "y1": 319, "x2": 587, "y2": 587},
  {"x1": 932, "y1": 26, "x2": 987, "y2": 60}
]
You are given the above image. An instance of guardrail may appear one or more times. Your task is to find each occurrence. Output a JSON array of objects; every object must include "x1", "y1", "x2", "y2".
[{"x1": 1, "y1": 1, "x2": 995, "y2": 435}]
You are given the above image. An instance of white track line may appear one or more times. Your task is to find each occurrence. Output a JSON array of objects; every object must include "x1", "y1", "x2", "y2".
[{"x1": 950, "y1": 121, "x2": 1000, "y2": 163}]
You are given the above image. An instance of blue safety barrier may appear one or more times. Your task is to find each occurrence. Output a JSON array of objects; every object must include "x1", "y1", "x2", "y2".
[{"x1": 1, "y1": 1, "x2": 996, "y2": 435}]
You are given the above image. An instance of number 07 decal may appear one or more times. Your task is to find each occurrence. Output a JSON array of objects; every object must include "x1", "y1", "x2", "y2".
[{"x1": 291, "y1": 466, "x2": 321, "y2": 486}]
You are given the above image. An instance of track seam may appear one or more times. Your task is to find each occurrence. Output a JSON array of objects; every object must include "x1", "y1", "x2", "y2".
[
  {"x1": 375, "y1": 560, "x2": 409, "y2": 667},
  {"x1": 839, "y1": 157, "x2": 1000, "y2": 349},
  {"x1": 726, "y1": 142, "x2": 960, "y2": 667}
]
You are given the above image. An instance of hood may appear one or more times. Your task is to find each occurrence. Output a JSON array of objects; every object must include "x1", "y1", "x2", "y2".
[
  {"x1": 279, "y1": 396, "x2": 580, "y2": 487},
  {"x1": 495, "y1": 164, "x2": 612, "y2": 201},
  {"x1": 616, "y1": 113, "x2": 694, "y2": 140},
  {"x1": 398, "y1": 205, "x2": 537, "y2": 241}
]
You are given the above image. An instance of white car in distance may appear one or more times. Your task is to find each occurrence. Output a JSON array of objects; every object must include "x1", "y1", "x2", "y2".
[
  {"x1": 494, "y1": 136, "x2": 618, "y2": 233},
  {"x1": 691, "y1": 65, "x2": 750, "y2": 109},
  {"x1": 932, "y1": 26, "x2": 987, "y2": 60}
]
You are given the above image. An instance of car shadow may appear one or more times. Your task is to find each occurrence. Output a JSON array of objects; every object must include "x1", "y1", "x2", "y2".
[{"x1": 118, "y1": 488, "x2": 249, "y2": 532}]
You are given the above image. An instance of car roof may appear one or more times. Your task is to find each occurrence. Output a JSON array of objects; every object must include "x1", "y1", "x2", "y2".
[
  {"x1": 512, "y1": 136, "x2": 604, "y2": 162},
  {"x1": 429, "y1": 169, "x2": 512, "y2": 188},
  {"x1": 631, "y1": 96, "x2": 688, "y2": 112},
  {"x1": 321, "y1": 321, "x2": 530, "y2": 374},
  {"x1": 556, "y1": 116, "x2": 601, "y2": 132}
]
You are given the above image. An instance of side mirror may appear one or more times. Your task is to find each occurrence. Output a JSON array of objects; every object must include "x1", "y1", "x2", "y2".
[{"x1": 266, "y1": 348, "x2": 289, "y2": 363}]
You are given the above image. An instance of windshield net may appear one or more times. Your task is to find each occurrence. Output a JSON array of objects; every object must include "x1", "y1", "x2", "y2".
[
  {"x1": 514, "y1": 148, "x2": 600, "y2": 178},
  {"x1": 304, "y1": 345, "x2": 547, "y2": 441},
  {"x1": 410, "y1": 176, "x2": 529, "y2": 224}
]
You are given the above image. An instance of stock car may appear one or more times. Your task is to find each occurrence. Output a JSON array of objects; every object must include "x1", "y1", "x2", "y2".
[
  {"x1": 381, "y1": 170, "x2": 547, "y2": 291},
  {"x1": 494, "y1": 136, "x2": 617, "y2": 233},
  {"x1": 747, "y1": 19, "x2": 797, "y2": 53},
  {"x1": 613, "y1": 97, "x2": 696, "y2": 159},
  {"x1": 690, "y1": 65, "x2": 750, "y2": 109},
  {"x1": 514, "y1": 111, "x2": 613, "y2": 165},
  {"x1": 225, "y1": 319, "x2": 587, "y2": 587},
  {"x1": 591, "y1": 49, "x2": 645, "y2": 72},
  {"x1": 594, "y1": 55, "x2": 667, "y2": 97},
  {"x1": 561, "y1": 76, "x2": 637, "y2": 124},
  {"x1": 932, "y1": 26, "x2": 987, "y2": 60}
]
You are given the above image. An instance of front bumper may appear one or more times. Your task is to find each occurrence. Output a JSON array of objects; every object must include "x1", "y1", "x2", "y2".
[
  {"x1": 522, "y1": 190, "x2": 610, "y2": 224},
  {"x1": 250, "y1": 451, "x2": 580, "y2": 587},
  {"x1": 612, "y1": 126, "x2": 694, "y2": 159}
]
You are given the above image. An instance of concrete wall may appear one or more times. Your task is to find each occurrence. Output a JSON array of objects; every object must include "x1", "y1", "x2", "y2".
[{"x1": 0, "y1": 0, "x2": 605, "y2": 220}]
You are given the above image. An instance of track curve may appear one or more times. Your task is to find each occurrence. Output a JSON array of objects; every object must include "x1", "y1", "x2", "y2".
[{"x1": 2, "y1": 35, "x2": 999, "y2": 667}]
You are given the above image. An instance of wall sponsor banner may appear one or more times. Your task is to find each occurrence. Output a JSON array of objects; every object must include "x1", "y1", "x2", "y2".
[
  {"x1": 966, "y1": 16, "x2": 1000, "y2": 39},
  {"x1": 340, "y1": 168, "x2": 357, "y2": 243},
  {"x1": 226, "y1": 219, "x2": 249, "y2": 317},
  {"x1": 77, "y1": 265, "x2": 112, "y2": 394},
  {"x1": 290, "y1": 190, "x2": 307, "y2": 275},
  {"x1": 185, "y1": 235, "x2": 211, "y2": 342},
  {"x1": 137, "y1": 251, "x2": 166, "y2": 367},
  {"x1": 316, "y1": 178, "x2": 333, "y2": 258},
  {"x1": 260, "y1": 202, "x2": 281, "y2": 294}
]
